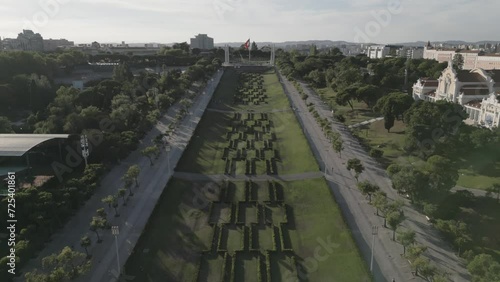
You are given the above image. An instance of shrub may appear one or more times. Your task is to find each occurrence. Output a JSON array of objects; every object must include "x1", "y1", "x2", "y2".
[
  {"x1": 335, "y1": 114, "x2": 346, "y2": 123},
  {"x1": 369, "y1": 148, "x2": 384, "y2": 158}
]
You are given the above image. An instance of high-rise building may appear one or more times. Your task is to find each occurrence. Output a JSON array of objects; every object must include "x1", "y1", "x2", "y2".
[{"x1": 190, "y1": 34, "x2": 214, "y2": 50}]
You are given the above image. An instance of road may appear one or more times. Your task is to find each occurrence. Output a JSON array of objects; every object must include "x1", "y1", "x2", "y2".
[
  {"x1": 278, "y1": 74, "x2": 471, "y2": 282},
  {"x1": 18, "y1": 69, "x2": 224, "y2": 282}
]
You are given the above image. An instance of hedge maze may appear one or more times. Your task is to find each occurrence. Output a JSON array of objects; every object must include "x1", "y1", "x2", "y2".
[
  {"x1": 220, "y1": 72, "x2": 282, "y2": 176},
  {"x1": 222, "y1": 111, "x2": 280, "y2": 175},
  {"x1": 195, "y1": 180, "x2": 299, "y2": 282},
  {"x1": 234, "y1": 73, "x2": 268, "y2": 105}
]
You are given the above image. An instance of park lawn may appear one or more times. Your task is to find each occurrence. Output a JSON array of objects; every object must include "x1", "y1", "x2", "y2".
[
  {"x1": 176, "y1": 111, "x2": 228, "y2": 174},
  {"x1": 284, "y1": 178, "x2": 371, "y2": 282},
  {"x1": 353, "y1": 120, "x2": 500, "y2": 190},
  {"x1": 271, "y1": 111, "x2": 319, "y2": 174},
  {"x1": 315, "y1": 87, "x2": 380, "y2": 126},
  {"x1": 124, "y1": 178, "x2": 214, "y2": 282}
]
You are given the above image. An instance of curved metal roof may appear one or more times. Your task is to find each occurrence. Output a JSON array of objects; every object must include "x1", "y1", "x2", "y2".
[{"x1": 0, "y1": 134, "x2": 70, "y2": 157}]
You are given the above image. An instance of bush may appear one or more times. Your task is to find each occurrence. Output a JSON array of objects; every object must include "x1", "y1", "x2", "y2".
[
  {"x1": 369, "y1": 148, "x2": 384, "y2": 158},
  {"x1": 335, "y1": 114, "x2": 346, "y2": 123}
]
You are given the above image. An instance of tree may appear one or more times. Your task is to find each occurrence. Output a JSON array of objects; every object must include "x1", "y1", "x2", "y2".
[
  {"x1": 397, "y1": 229, "x2": 416, "y2": 254},
  {"x1": 372, "y1": 191, "x2": 387, "y2": 216},
  {"x1": 424, "y1": 155, "x2": 459, "y2": 197},
  {"x1": 387, "y1": 211, "x2": 405, "y2": 240},
  {"x1": 25, "y1": 246, "x2": 91, "y2": 281},
  {"x1": 384, "y1": 114, "x2": 395, "y2": 133},
  {"x1": 141, "y1": 145, "x2": 160, "y2": 165},
  {"x1": 118, "y1": 188, "x2": 127, "y2": 205},
  {"x1": 406, "y1": 244, "x2": 427, "y2": 263},
  {"x1": 123, "y1": 165, "x2": 141, "y2": 186},
  {"x1": 412, "y1": 257, "x2": 435, "y2": 279},
  {"x1": 346, "y1": 158, "x2": 364, "y2": 182},
  {"x1": 332, "y1": 137, "x2": 344, "y2": 158},
  {"x1": 467, "y1": 254, "x2": 500, "y2": 282},
  {"x1": 96, "y1": 208, "x2": 107, "y2": 219},
  {"x1": 111, "y1": 196, "x2": 119, "y2": 217},
  {"x1": 89, "y1": 216, "x2": 107, "y2": 243},
  {"x1": 0, "y1": 116, "x2": 14, "y2": 133},
  {"x1": 390, "y1": 165, "x2": 429, "y2": 201},
  {"x1": 80, "y1": 235, "x2": 91, "y2": 258},
  {"x1": 101, "y1": 195, "x2": 114, "y2": 209},
  {"x1": 357, "y1": 181, "x2": 380, "y2": 202},
  {"x1": 453, "y1": 53, "x2": 464, "y2": 70},
  {"x1": 251, "y1": 41, "x2": 258, "y2": 51},
  {"x1": 381, "y1": 200, "x2": 403, "y2": 228}
]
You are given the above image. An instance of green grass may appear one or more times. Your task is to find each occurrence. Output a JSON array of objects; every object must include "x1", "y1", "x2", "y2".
[
  {"x1": 124, "y1": 179, "x2": 213, "y2": 282},
  {"x1": 315, "y1": 87, "x2": 380, "y2": 126},
  {"x1": 284, "y1": 178, "x2": 370, "y2": 282},
  {"x1": 353, "y1": 119, "x2": 500, "y2": 190}
]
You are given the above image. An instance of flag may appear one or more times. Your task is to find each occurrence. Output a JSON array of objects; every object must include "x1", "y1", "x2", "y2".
[{"x1": 244, "y1": 39, "x2": 250, "y2": 50}]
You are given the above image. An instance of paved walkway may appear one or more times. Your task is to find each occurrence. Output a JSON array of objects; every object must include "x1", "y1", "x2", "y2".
[
  {"x1": 18, "y1": 70, "x2": 224, "y2": 282},
  {"x1": 173, "y1": 171, "x2": 323, "y2": 182},
  {"x1": 348, "y1": 117, "x2": 384, "y2": 129},
  {"x1": 278, "y1": 75, "x2": 471, "y2": 282},
  {"x1": 206, "y1": 107, "x2": 292, "y2": 114}
]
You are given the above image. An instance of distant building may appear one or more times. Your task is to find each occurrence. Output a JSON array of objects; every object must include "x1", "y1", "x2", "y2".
[
  {"x1": 43, "y1": 38, "x2": 74, "y2": 51},
  {"x1": 190, "y1": 34, "x2": 214, "y2": 50},
  {"x1": 413, "y1": 62, "x2": 500, "y2": 128},
  {"x1": 17, "y1": 30, "x2": 44, "y2": 51},
  {"x1": 424, "y1": 41, "x2": 500, "y2": 70},
  {"x1": 366, "y1": 45, "x2": 390, "y2": 59},
  {"x1": 398, "y1": 47, "x2": 424, "y2": 59}
]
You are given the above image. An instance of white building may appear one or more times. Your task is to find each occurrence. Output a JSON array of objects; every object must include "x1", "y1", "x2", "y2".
[
  {"x1": 190, "y1": 34, "x2": 214, "y2": 50},
  {"x1": 366, "y1": 45, "x2": 390, "y2": 59},
  {"x1": 413, "y1": 62, "x2": 500, "y2": 128}
]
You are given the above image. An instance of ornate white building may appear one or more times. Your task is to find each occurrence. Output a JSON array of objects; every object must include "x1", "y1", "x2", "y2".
[{"x1": 413, "y1": 62, "x2": 500, "y2": 128}]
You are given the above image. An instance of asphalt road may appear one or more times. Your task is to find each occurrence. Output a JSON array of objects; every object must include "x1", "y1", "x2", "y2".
[
  {"x1": 18, "y1": 69, "x2": 224, "y2": 282},
  {"x1": 278, "y1": 73, "x2": 471, "y2": 282}
]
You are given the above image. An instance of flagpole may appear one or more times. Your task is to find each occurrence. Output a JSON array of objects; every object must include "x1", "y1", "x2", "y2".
[{"x1": 249, "y1": 38, "x2": 251, "y2": 62}]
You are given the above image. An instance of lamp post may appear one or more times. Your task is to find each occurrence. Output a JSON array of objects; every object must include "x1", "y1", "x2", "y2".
[
  {"x1": 80, "y1": 134, "x2": 89, "y2": 167},
  {"x1": 370, "y1": 225, "x2": 378, "y2": 272},
  {"x1": 166, "y1": 146, "x2": 171, "y2": 174},
  {"x1": 111, "y1": 226, "x2": 120, "y2": 277}
]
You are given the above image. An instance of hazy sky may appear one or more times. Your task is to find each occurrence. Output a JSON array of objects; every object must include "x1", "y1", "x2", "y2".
[{"x1": 0, "y1": 0, "x2": 498, "y2": 44}]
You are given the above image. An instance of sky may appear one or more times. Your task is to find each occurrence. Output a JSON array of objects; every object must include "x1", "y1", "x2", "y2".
[{"x1": 0, "y1": 0, "x2": 498, "y2": 44}]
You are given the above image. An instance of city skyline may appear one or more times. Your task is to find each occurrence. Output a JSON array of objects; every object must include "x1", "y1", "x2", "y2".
[{"x1": 1, "y1": 0, "x2": 499, "y2": 44}]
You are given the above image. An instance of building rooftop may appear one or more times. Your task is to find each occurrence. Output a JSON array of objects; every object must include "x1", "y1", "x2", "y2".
[
  {"x1": 457, "y1": 71, "x2": 487, "y2": 83},
  {"x1": 0, "y1": 134, "x2": 70, "y2": 157},
  {"x1": 460, "y1": 88, "x2": 491, "y2": 96},
  {"x1": 465, "y1": 100, "x2": 482, "y2": 108}
]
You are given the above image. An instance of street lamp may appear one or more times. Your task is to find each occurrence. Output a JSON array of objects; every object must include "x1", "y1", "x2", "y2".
[
  {"x1": 370, "y1": 225, "x2": 378, "y2": 272},
  {"x1": 111, "y1": 226, "x2": 120, "y2": 277},
  {"x1": 166, "y1": 146, "x2": 171, "y2": 174}
]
